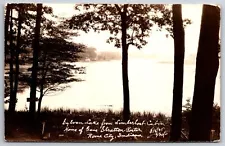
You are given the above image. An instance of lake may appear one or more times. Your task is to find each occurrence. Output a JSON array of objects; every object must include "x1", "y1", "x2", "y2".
[{"x1": 9, "y1": 59, "x2": 221, "y2": 116}]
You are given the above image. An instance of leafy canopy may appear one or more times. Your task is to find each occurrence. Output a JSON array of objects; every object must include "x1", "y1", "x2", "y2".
[
  {"x1": 4, "y1": 4, "x2": 86, "y2": 99},
  {"x1": 66, "y1": 4, "x2": 191, "y2": 49}
]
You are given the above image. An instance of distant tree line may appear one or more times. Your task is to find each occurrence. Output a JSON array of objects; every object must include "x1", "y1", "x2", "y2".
[{"x1": 77, "y1": 47, "x2": 121, "y2": 61}]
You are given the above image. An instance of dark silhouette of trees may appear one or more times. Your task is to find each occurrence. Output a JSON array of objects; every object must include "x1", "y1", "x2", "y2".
[
  {"x1": 170, "y1": 4, "x2": 185, "y2": 141},
  {"x1": 25, "y1": 4, "x2": 84, "y2": 116},
  {"x1": 4, "y1": 4, "x2": 86, "y2": 118},
  {"x1": 66, "y1": 4, "x2": 177, "y2": 121},
  {"x1": 4, "y1": 4, "x2": 10, "y2": 64},
  {"x1": 6, "y1": 4, "x2": 39, "y2": 113},
  {"x1": 29, "y1": 4, "x2": 42, "y2": 116},
  {"x1": 5, "y1": 4, "x2": 35, "y2": 110},
  {"x1": 182, "y1": 98, "x2": 192, "y2": 135},
  {"x1": 30, "y1": 9, "x2": 85, "y2": 115},
  {"x1": 4, "y1": 4, "x2": 59, "y2": 106},
  {"x1": 4, "y1": 4, "x2": 11, "y2": 99},
  {"x1": 120, "y1": 4, "x2": 130, "y2": 121},
  {"x1": 181, "y1": 99, "x2": 220, "y2": 141},
  {"x1": 9, "y1": 5, "x2": 23, "y2": 113},
  {"x1": 35, "y1": 38, "x2": 85, "y2": 115},
  {"x1": 189, "y1": 5, "x2": 220, "y2": 141},
  {"x1": 8, "y1": 5, "x2": 15, "y2": 113}
]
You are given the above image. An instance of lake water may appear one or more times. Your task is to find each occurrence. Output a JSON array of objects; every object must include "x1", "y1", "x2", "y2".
[{"x1": 10, "y1": 59, "x2": 221, "y2": 116}]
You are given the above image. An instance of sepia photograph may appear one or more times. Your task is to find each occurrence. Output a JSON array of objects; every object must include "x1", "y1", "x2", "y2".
[{"x1": 4, "y1": 3, "x2": 221, "y2": 142}]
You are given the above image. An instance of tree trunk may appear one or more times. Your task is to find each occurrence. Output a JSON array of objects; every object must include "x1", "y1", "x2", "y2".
[
  {"x1": 11, "y1": 5, "x2": 22, "y2": 113},
  {"x1": 121, "y1": 5, "x2": 130, "y2": 121},
  {"x1": 189, "y1": 5, "x2": 220, "y2": 141},
  {"x1": 170, "y1": 4, "x2": 185, "y2": 141},
  {"x1": 37, "y1": 87, "x2": 44, "y2": 116},
  {"x1": 29, "y1": 4, "x2": 42, "y2": 116},
  {"x1": 4, "y1": 4, "x2": 10, "y2": 64},
  {"x1": 38, "y1": 52, "x2": 47, "y2": 116},
  {"x1": 8, "y1": 7, "x2": 15, "y2": 113}
]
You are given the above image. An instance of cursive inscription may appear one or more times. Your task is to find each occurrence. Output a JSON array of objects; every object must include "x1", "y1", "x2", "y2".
[{"x1": 60, "y1": 118, "x2": 169, "y2": 141}]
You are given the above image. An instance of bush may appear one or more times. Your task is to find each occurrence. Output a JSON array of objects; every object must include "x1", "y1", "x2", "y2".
[{"x1": 182, "y1": 98, "x2": 220, "y2": 140}]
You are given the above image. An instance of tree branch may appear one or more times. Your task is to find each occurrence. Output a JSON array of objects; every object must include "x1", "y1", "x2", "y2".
[
  {"x1": 43, "y1": 86, "x2": 51, "y2": 96},
  {"x1": 127, "y1": 42, "x2": 135, "y2": 49},
  {"x1": 43, "y1": 83, "x2": 60, "y2": 96},
  {"x1": 115, "y1": 4, "x2": 121, "y2": 13},
  {"x1": 123, "y1": 4, "x2": 128, "y2": 12},
  {"x1": 127, "y1": 29, "x2": 135, "y2": 49}
]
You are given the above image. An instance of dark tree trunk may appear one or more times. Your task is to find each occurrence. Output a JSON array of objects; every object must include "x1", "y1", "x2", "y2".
[
  {"x1": 11, "y1": 5, "x2": 22, "y2": 112},
  {"x1": 170, "y1": 4, "x2": 185, "y2": 141},
  {"x1": 8, "y1": 7, "x2": 15, "y2": 113},
  {"x1": 37, "y1": 53, "x2": 47, "y2": 116},
  {"x1": 5, "y1": 4, "x2": 10, "y2": 64},
  {"x1": 189, "y1": 5, "x2": 220, "y2": 141},
  {"x1": 37, "y1": 87, "x2": 44, "y2": 116},
  {"x1": 121, "y1": 4, "x2": 130, "y2": 121},
  {"x1": 29, "y1": 4, "x2": 42, "y2": 116}
]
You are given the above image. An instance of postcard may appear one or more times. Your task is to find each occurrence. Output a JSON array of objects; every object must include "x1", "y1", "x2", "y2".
[{"x1": 4, "y1": 3, "x2": 221, "y2": 142}]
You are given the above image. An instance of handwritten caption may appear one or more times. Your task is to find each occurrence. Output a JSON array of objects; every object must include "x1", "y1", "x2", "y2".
[{"x1": 60, "y1": 118, "x2": 169, "y2": 141}]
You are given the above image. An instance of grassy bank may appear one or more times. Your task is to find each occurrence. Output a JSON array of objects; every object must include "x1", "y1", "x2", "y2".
[{"x1": 4, "y1": 108, "x2": 220, "y2": 142}]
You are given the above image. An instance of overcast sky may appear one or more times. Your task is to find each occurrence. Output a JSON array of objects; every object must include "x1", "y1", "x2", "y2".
[{"x1": 45, "y1": 4, "x2": 203, "y2": 60}]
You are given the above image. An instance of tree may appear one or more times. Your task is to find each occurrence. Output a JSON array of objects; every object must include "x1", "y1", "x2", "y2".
[
  {"x1": 13, "y1": 5, "x2": 86, "y2": 115},
  {"x1": 29, "y1": 4, "x2": 43, "y2": 116},
  {"x1": 170, "y1": 4, "x2": 185, "y2": 141},
  {"x1": 66, "y1": 4, "x2": 175, "y2": 121},
  {"x1": 8, "y1": 5, "x2": 15, "y2": 113},
  {"x1": 5, "y1": 4, "x2": 36, "y2": 110},
  {"x1": 4, "y1": 4, "x2": 57, "y2": 107},
  {"x1": 189, "y1": 5, "x2": 220, "y2": 141},
  {"x1": 4, "y1": 4, "x2": 86, "y2": 117},
  {"x1": 35, "y1": 10, "x2": 85, "y2": 115},
  {"x1": 35, "y1": 38, "x2": 85, "y2": 115},
  {"x1": 4, "y1": 4, "x2": 10, "y2": 64},
  {"x1": 182, "y1": 99, "x2": 220, "y2": 141},
  {"x1": 10, "y1": 5, "x2": 23, "y2": 113},
  {"x1": 4, "y1": 4, "x2": 11, "y2": 100},
  {"x1": 28, "y1": 4, "x2": 83, "y2": 115},
  {"x1": 6, "y1": 4, "x2": 37, "y2": 113}
]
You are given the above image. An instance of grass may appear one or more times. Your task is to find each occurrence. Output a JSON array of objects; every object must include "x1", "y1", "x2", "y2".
[
  {"x1": 5, "y1": 108, "x2": 172, "y2": 142},
  {"x1": 4, "y1": 108, "x2": 220, "y2": 142}
]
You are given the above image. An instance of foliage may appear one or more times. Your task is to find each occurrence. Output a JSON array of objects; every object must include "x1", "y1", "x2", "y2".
[
  {"x1": 4, "y1": 4, "x2": 85, "y2": 103},
  {"x1": 182, "y1": 98, "x2": 220, "y2": 140},
  {"x1": 65, "y1": 4, "x2": 191, "y2": 49},
  {"x1": 4, "y1": 4, "x2": 56, "y2": 100},
  {"x1": 182, "y1": 98, "x2": 192, "y2": 112},
  {"x1": 64, "y1": 4, "x2": 191, "y2": 121},
  {"x1": 20, "y1": 38, "x2": 86, "y2": 97}
]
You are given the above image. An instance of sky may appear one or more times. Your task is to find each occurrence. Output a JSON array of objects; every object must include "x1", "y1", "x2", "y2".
[{"x1": 45, "y1": 4, "x2": 203, "y2": 61}]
